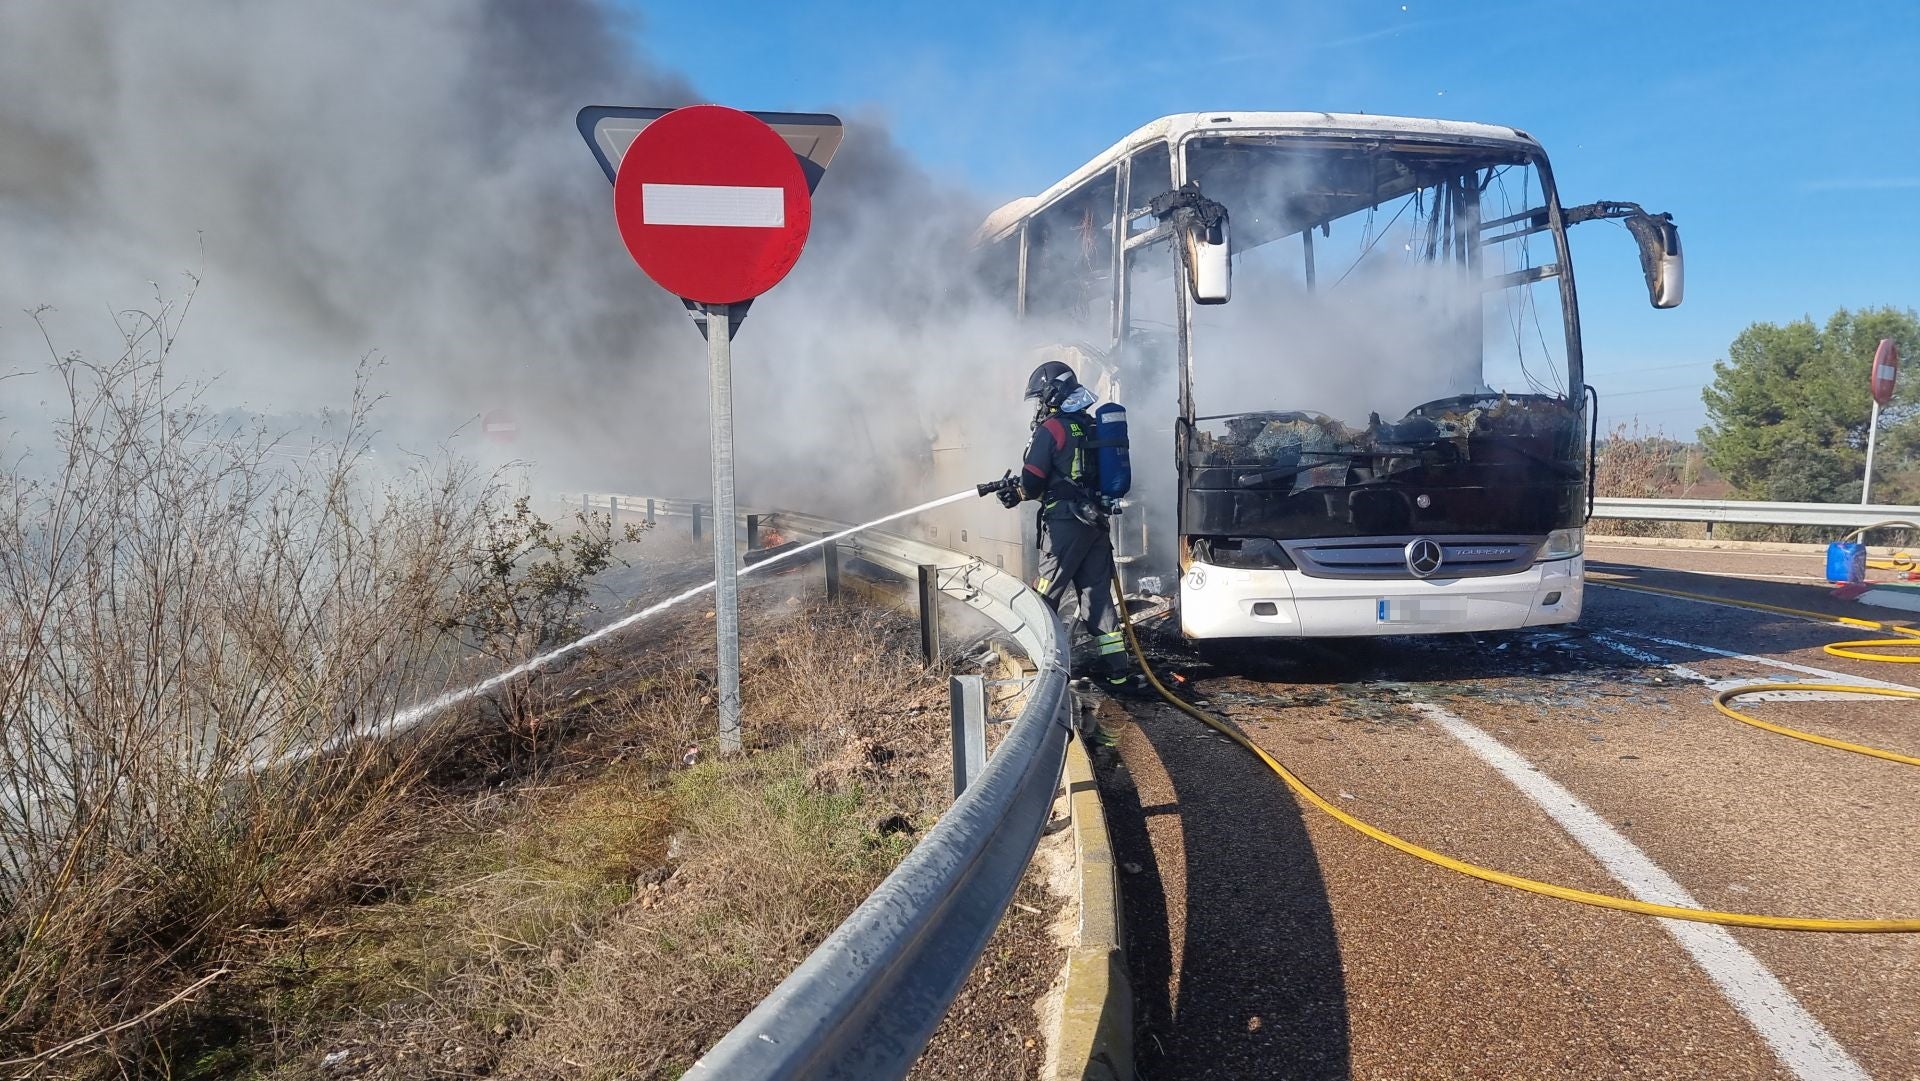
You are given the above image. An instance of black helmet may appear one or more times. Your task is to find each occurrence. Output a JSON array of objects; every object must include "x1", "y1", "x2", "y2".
[{"x1": 1024, "y1": 360, "x2": 1079, "y2": 411}]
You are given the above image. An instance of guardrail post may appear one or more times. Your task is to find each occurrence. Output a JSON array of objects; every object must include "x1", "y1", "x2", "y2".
[
  {"x1": 692, "y1": 504, "x2": 704, "y2": 543},
  {"x1": 950, "y1": 674, "x2": 986, "y2": 799},
  {"x1": 1705, "y1": 521, "x2": 1715, "y2": 539},
  {"x1": 1069, "y1": 681, "x2": 1095, "y2": 736},
  {"x1": 609, "y1": 495, "x2": 620, "y2": 528},
  {"x1": 646, "y1": 497, "x2": 656, "y2": 526},
  {"x1": 824, "y1": 542, "x2": 841, "y2": 601},
  {"x1": 746, "y1": 513, "x2": 760, "y2": 550},
  {"x1": 919, "y1": 564, "x2": 941, "y2": 666}
]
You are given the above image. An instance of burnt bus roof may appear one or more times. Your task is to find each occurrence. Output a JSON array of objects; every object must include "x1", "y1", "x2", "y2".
[{"x1": 976, "y1": 111, "x2": 1544, "y2": 244}]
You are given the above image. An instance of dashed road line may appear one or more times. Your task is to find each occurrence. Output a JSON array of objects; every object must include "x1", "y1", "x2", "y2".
[
  {"x1": 1591, "y1": 635, "x2": 1892, "y2": 702},
  {"x1": 1413, "y1": 701, "x2": 1872, "y2": 1081},
  {"x1": 1608, "y1": 629, "x2": 1920, "y2": 693}
]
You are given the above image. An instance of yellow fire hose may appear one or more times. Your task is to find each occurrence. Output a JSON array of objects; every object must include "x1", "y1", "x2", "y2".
[
  {"x1": 1843, "y1": 519, "x2": 1920, "y2": 574},
  {"x1": 1110, "y1": 574, "x2": 1920, "y2": 933},
  {"x1": 1593, "y1": 577, "x2": 1920, "y2": 665},
  {"x1": 1592, "y1": 577, "x2": 1920, "y2": 763}
]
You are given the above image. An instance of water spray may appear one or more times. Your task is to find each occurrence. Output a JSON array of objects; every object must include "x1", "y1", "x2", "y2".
[{"x1": 257, "y1": 489, "x2": 978, "y2": 772}]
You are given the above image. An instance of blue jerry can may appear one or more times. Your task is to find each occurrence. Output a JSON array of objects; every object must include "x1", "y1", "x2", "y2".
[{"x1": 1825, "y1": 541, "x2": 1866, "y2": 584}]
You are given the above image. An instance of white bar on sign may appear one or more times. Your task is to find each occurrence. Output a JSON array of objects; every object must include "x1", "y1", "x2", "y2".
[{"x1": 641, "y1": 184, "x2": 785, "y2": 228}]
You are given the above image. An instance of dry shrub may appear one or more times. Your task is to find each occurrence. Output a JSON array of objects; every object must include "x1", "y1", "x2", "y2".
[
  {"x1": 1591, "y1": 422, "x2": 1692, "y2": 537},
  {"x1": 0, "y1": 302, "x2": 512, "y2": 1076},
  {"x1": 439, "y1": 499, "x2": 647, "y2": 751}
]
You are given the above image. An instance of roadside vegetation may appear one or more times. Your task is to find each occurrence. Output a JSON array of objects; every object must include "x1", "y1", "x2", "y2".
[
  {"x1": 1700, "y1": 306, "x2": 1919, "y2": 505},
  {"x1": 1, "y1": 302, "x2": 493, "y2": 1074},
  {"x1": 1, "y1": 303, "x2": 1048, "y2": 1079},
  {"x1": 1596, "y1": 305, "x2": 1918, "y2": 545},
  {"x1": 1589, "y1": 423, "x2": 1719, "y2": 538}
]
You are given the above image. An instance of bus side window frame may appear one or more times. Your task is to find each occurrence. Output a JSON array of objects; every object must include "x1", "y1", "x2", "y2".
[
  {"x1": 1021, "y1": 166, "x2": 1119, "y2": 334},
  {"x1": 1118, "y1": 140, "x2": 1174, "y2": 347}
]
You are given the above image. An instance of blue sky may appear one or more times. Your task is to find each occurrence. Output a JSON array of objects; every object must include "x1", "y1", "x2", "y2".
[{"x1": 629, "y1": 0, "x2": 1919, "y2": 437}]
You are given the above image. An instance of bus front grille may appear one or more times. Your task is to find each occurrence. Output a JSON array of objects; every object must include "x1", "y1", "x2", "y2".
[{"x1": 1280, "y1": 535, "x2": 1544, "y2": 580}]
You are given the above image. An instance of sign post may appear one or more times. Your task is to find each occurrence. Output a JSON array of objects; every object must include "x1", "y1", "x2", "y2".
[
  {"x1": 580, "y1": 104, "x2": 841, "y2": 753},
  {"x1": 704, "y1": 301, "x2": 741, "y2": 750},
  {"x1": 1863, "y1": 338, "x2": 1900, "y2": 505}
]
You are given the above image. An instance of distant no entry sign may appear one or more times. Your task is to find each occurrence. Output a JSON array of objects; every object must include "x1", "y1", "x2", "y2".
[
  {"x1": 612, "y1": 105, "x2": 812, "y2": 305},
  {"x1": 1871, "y1": 338, "x2": 1900, "y2": 407},
  {"x1": 482, "y1": 408, "x2": 518, "y2": 445}
]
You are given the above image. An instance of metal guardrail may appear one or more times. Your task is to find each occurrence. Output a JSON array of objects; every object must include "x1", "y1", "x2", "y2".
[
  {"x1": 563, "y1": 493, "x2": 1073, "y2": 1081},
  {"x1": 1590, "y1": 497, "x2": 1920, "y2": 530}
]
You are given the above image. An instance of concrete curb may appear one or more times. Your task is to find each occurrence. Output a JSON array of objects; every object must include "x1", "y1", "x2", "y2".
[{"x1": 1046, "y1": 737, "x2": 1133, "y2": 1081}]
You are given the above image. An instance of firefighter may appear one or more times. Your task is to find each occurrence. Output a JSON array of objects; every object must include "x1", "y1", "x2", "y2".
[{"x1": 992, "y1": 361, "x2": 1140, "y2": 703}]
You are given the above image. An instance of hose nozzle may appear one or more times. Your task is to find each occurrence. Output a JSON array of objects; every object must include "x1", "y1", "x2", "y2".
[{"x1": 977, "y1": 470, "x2": 1017, "y2": 498}]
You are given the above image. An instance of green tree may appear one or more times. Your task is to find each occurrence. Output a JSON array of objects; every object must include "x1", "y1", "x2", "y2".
[{"x1": 1699, "y1": 306, "x2": 1919, "y2": 502}]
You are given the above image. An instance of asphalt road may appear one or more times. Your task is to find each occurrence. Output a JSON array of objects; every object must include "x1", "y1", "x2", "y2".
[{"x1": 1097, "y1": 548, "x2": 1920, "y2": 1081}]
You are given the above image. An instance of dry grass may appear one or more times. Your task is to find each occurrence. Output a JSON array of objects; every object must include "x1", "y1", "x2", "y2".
[
  {"x1": 1587, "y1": 424, "x2": 1920, "y2": 545},
  {"x1": 227, "y1": 600, "x2": 953, "y2": 1080}
]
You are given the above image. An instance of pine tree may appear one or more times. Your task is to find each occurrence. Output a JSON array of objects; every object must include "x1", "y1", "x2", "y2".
[{"x1": 1699, "y1": 307, "x2": 1918, "y2": 501}]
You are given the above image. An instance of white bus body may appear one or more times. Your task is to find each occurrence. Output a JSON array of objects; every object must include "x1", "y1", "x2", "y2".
[{"x1": 941, "y1": 112, "x2": 1679, "y2": 639}]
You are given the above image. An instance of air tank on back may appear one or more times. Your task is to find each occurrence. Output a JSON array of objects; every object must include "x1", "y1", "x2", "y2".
[{"x1": 1094, "y1": 402, "x2": 1131, "y2": 499}]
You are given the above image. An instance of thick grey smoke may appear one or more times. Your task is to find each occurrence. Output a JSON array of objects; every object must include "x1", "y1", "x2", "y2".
[
  {"x1": 0, "y1": 1, "x2": 1054, "y2": 511},
  {"x1": 0, "y1": 2, "x2": 701, "y2": 484}
]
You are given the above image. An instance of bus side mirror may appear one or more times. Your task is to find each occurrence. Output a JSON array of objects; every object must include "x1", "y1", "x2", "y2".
[
  {"x1": 1149, "y1": 183, "x2": 1232, "y2": 305},
  {"x1": 1186, "y1": 218, "x2": 1231, "y2": 305},
  {"x1": 1625, "y1": 212, "x2": 1683, "y2": 309}
]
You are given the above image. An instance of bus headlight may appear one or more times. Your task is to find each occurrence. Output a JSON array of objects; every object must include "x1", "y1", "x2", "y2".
[{"x1": 1541, "y1": 528, "x2": 1583, "y2": 561}]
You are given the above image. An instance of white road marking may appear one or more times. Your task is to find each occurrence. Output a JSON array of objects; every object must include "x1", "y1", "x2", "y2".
[
  {"x1": 1610, "y1": 629, "x2": 1920, "y2": 693},
  {"x1": 1591, "y1": 635, "x2": 1892, "y2": 702},
  {"x1": 1413, "y1": 701, "x2": 1872, "y2": 1081},
  {"x1": 1591, "y1": 634, "x2": 1720, "y2": 684},
  {"x1": 641, "y1": 183, "x2": 785, "y2": 227},
  {"x1": 1856, "y1": 586, "x2": 1920, "y2": 615}
]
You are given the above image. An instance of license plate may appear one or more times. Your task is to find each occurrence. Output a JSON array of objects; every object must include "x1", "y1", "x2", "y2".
[{"x1": 1377, "y1": 598, "x2": 1467, "y2": 623}]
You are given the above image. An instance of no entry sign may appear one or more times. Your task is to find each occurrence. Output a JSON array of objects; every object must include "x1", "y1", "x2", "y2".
[
  {"x1": 482, "y1": 408, "x2": 518, "y2": 445},
  {"x1": 1871, "y1": 338, "x2": 1900, "y2": 407},
  {"x1": 611, "y1": 105, "x2": 812, "y2": 305},
  {"x1": 573, "y1": 103, "x2": 842, "y2": 756}
]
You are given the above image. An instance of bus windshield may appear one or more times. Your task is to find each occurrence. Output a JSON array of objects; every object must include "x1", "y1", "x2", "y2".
[{"x1": 1158, "y1": 135, "x2": 1586, "y2": 535}]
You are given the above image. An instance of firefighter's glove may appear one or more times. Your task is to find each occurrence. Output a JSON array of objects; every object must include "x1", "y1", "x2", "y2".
[{"x1": 996, "y1": 486, "x2": 1023, "y2": 509}]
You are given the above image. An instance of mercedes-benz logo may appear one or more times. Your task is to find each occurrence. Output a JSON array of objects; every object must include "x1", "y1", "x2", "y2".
[{"x1": 1404, "y1": 538, "x2": 1444, "y2": 578}]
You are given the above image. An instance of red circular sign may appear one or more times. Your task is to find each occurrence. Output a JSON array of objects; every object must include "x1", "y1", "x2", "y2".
[
  {"x1": 482, "y1": 408, "x2": 518, "y2": 445},
  {"x1": 1871, "y1": 338, "x2": 1900, "y2": 407},
  {"x1": 612, "y1": 105, "x2": 812, "y2": 305}
]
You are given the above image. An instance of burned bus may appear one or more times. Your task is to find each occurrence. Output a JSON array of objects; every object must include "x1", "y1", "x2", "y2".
[{"x1": 938, "y1": 112, "x2": 1682, "y2": 638}]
